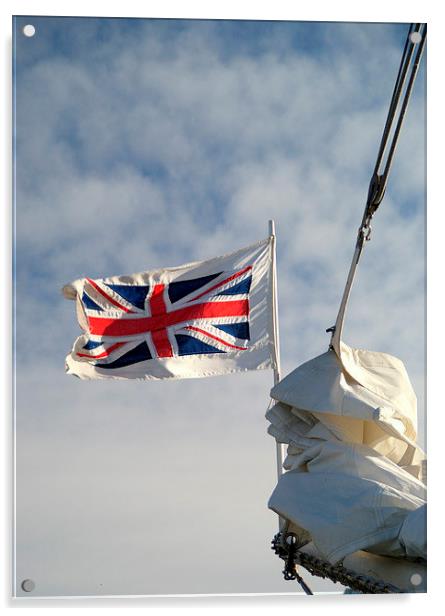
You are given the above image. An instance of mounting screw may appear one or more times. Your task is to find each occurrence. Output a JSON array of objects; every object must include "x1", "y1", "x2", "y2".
[
  {"x1": 21, "y1": 579, "x2": 35, "y2": 592},
  {"x1": 22, "y1": 24, "x2": 36, "y2": 37}
]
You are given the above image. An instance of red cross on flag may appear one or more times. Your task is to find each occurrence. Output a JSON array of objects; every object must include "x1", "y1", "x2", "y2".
[{"x1": 63, "y1": 237, "x2": 278, "y2": 380}]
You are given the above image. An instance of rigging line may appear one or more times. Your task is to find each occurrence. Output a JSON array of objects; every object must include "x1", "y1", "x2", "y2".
[
  {"x1": 328, "y1": 23, "x2": 426, "y2": 351},
  {"x1": 365, "y1": 23, "x2": 426, "y2": 218},
  {"x1": 295, "y1": 570, "x2": 314, "y2": 595},
  {"x1": 372, "y1": 23, "x2": 418, "y2": 181},
  {"x1": 380, "y1": 25, "x2": 426, "y2": 193}
]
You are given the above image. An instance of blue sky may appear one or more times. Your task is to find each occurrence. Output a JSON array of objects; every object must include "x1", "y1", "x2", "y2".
[{"x1": 13, "y1": 16, "x2": 425, "y2": 597}]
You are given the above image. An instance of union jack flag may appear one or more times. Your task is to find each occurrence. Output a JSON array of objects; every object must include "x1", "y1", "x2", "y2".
[
  {"x1": 76, "y1": 266, "x2": 252, "y2": 368},
  {"x1": 64, "y1": 238, "x2": 275, "y2": 380}
]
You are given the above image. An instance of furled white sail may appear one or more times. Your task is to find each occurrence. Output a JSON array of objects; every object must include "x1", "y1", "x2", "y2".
[{"x1": 266, "y1": 341, "x2": 426, "y2": 573}]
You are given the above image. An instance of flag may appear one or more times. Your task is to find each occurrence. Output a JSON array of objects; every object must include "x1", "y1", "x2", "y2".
[{"x1": 63, "y1": 238, "x2": 277, "y2": 380}]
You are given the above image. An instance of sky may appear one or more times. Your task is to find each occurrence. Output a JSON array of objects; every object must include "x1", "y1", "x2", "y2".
[{"x1": 12, "y1": 15, "x2": 425, "y2": 598}]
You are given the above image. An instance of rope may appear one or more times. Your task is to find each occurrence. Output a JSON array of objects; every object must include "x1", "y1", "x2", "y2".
[
  {"x1": 329, "y1": 23, "x2": 426, "y2": 354},
  {"x1": 372, "y1": 24, "x2": 417, "y2": 187},
  {"x1": 379, "y1": 26, "x2": 426, "y2": 195}
]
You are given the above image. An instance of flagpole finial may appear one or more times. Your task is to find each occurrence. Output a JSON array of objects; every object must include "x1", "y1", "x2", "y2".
[{"x1": 268, "y1": 219, "x2": 276, "y2": 236}]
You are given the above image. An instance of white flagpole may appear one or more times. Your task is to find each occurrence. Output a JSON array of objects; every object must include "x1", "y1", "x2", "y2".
[{"x1": 268, "y1": 220, "x2": 286, "y2": 531}]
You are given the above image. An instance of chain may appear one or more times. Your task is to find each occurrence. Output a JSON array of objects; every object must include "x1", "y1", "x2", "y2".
[{"x1": 271, "y1": 532, "x2": 404, "y2": 594}]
